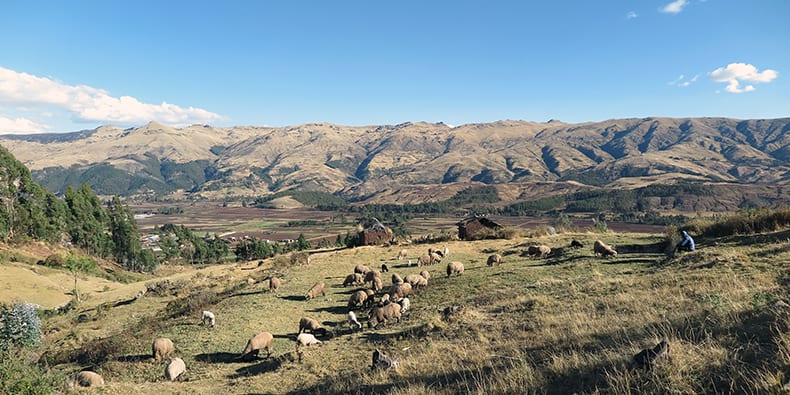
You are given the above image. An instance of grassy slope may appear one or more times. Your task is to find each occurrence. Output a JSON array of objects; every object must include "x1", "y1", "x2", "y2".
[{"x1": 36, "y1": 231, "x2": 790, "y2": 394}]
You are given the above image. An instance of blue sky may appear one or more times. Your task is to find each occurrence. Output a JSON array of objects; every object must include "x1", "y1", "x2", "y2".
[{"x1": 0, "y1": 0, "x2": 787, "y2": 133}]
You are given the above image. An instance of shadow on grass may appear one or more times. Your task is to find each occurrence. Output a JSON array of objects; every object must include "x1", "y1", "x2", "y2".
[
  {"x1": 194, "y1": 352, "x2": 242, "y2": 364},
  {"x1": 228, "y1": 353, "x2": 294, "y2": 378},
  {"x1": 227, "y1": 289, "x2": 268, "y2": 298},
  {"x1": 112, "y1": 297, "x2": 138, "y2": 307},
  {"x1": 116, "y1": 354, "x2": 152, "y2": 363},
  {"x1": 308, "y1": 305, "x2": 348, "y2": 315},
  {"x1": 281, "y1": 295, "x2": 307, "y2": 301}
]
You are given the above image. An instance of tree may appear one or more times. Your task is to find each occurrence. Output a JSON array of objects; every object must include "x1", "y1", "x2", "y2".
[
  {"x1": 65, "y1": 254, "x2": 96, "y2": 302},
  {"x1": 295, "y1": 233, "x2": 311, "y2": 251}
]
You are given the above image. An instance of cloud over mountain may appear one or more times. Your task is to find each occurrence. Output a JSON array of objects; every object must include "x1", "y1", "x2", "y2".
[{"x1": 709, "y1": 63, "x2": 779, "y2": 93}]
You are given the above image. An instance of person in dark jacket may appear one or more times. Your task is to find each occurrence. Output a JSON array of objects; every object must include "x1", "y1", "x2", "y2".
[{"x1": 675, "y1": 230, "x2": 695, "y2": 252}]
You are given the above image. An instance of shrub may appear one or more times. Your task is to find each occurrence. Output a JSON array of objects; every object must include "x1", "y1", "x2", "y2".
[
  {"x1": 695, "y1": 207, "x2": 790, "y2": 237},
  {"x1": 0, "y1": 303, "x2": 42, "y2": 352},
  {"x1": 0, "y1": 350, "x2": 63, "y2": 395},
  {"x1": 42, "y1": 254, "x2": 66, "y2": 268}
]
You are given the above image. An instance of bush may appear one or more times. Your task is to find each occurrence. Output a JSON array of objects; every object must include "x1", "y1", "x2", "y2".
[
  {"x1": 0, "y1": 303, "x2": 42, "y2": 352},
  {"x1": 42, "y1": 254, "x2": 66, "y2": 268},
  {"x1": 695, "y1": 207, "x2": 790, "y2": 237},
  {"x1": 0, "y1": 350, "x2": 63, "y2": 395}
]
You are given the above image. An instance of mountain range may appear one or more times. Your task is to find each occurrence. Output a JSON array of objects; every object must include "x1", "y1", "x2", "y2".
[{"x1": 0, "y1": 117, "x2": 788, "y2": 206}]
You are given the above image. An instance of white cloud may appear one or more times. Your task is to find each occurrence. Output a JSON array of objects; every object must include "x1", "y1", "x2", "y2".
[
  {"x1": 708, "y1": 63, "x2": 778, "y2": 93},
  {"x1": 660, "y1": 0, "x2": 688, "y2": 14},
  {"x1": 0, "y1": 66, "x2": 226, "y2": 129},
  {"x1": 626, "y1": 11, "x2": 638, "y2": 19},
  {"x1": 0, "y1": 115, "x2": 48, "y2": 134},
  {"x1": 668, "y1": 74, "x2": 698, "y2": 87}
]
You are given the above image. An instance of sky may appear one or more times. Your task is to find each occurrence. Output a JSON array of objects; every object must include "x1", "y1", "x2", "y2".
[{"x1": 0, "y1": 0, "x2": 788, "y2": 133}]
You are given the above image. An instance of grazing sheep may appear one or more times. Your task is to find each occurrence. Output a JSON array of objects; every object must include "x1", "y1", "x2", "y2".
[
  {"x1": 343, "y1": 273, "x2": 363, "y2": 287},
  {"x1": 379, "y1": 293, "x2": 391, "y2": 306},
  {"x1": 391, "y1": 273, "x2": 404, "y2": 285},
  {"x1": 400, "y1": 297, "x2": 411, "y2": 314},
  {"x1": 296, "y1": 333, "x2": 323, "y2": 347},
  {"x1": 364, "y1": 270, "x2": 381, "y2": 284},
  {"x1": 348, "y1": 311, "x2": 362, "y2": 330},
  {"x1": 397, "y1": 249, "x2": 408, "y2": 260},
  {"x1": 152, "y1": 337, "x2": 174, "y2": 362},
  {"x1": 298, "y1": 317, "x2": 328, "y2": 336},
  {"x1": 372, "y1": 276, "x2": 384, "y2": 292},
  {"x1": 269, "y1": 276, "x2": 282, "y2": 293},
  {"x1": 201, "y1": 310, "x2": 215, "y2": 327},
  {"x1": 527, "y1": 245, "x2": 551, "y2": 258},
  {"x1": 354, "y1": 264, "x2": 371, "y2": 274},
  {"x1": 241, "y1": 332, "x2": 274, "y2": 359},
  {"x1": 389, "y1": 282, "x2": 413, "y2": 302},
  {"x1": 368, "y1": 302, "x2": 402, "y2": 329},
  {"x1": 381, "y1": 263, "x2": 389, "y2": 273},
  {"x1": 486, "y1": 253, "x2": 502, "y2": 266},
  {"x1": 404, "y1": 273, "x2": 428, "y2": 289},
  {"x1": 305, "y1": 281, "x2": 326, "y2": 300},
  {"x1": 348, "y1": 290, "x2": 369, "y2": 309},
  {"x1": 570, "y1": 239, "x2": 584, "y2": 248},
  {"x1": 419, "y1": 270, "x2": 431, "y2": 281},
  {"x1": 75, "y1": 371, "x2": 104, "y2": 387},
  {"x1": 593, "y1": 240, "x2": 618, "y2": 257},
  {"x1": 430, "y1": 252, "x2": 443, "y2": 265},
  {"x1": 417, "y1": 255, "x2": 432, "y2": 267},
  {"x1": 165, "y1": 357, "x2": 186, "y2": 381},
  {"x1": 446, "y1": 261, "x2": 464, "y2": 277}
]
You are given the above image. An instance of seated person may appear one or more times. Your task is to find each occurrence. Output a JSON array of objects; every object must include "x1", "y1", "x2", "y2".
[{"x1": 675, "y1": 230, "x2": 696, "y2": 252}]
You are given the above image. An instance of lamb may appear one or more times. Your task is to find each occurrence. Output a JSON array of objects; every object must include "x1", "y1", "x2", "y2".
[
  {"x1": 400, "y1": 297, "x2": 411, "y2": 314},
  {"x1": 348, "y1": 290, "x2": 369, "y2": 309},
  {"x1": 419, "y1": 270, "x2": 431, "y2": 281},
  {"x1": 570, "y1": 239, "x2": 584, "y2": 249},
  {"x1": 348, "y1": 311, "x2": 362, "y2": 330},
  {"x1": 305, "y1": 281, "x2": 326, "y2": 300},
  {"x1": 404, "y1": 273, "x2": 428, "y2": 289},
  {"x1": 298, "y1": 317, "x2": 328, "y2": 336},
  {"x1": 343, "y1": 273, "x2": 363, "y2": 287},
  {"x1": 152, "y1": 337, "x2": 174, "y2": 362},
  {"x1": 446, "y1": 261, "x2": 464, "y2": 277},
  {"x1": 397, "y1": 249, "x2": 408, "y2": 260},
  {"x1": 165, "y1": 357, "x2": 186, "y2": 381},
  {"x1": 486, "y1": 253, "x2": 502, "y2": 266},
  {"x1": 368, "y1": 302, "x2": 402, "y2": 328},
  {"x1": 389, "y1": 282, "x2": 413, "y2": 302},
  {"x1": 527, "y1": 245, "x2": 551, "y2": 258},
  {"x1": 269, "y1": 276, "x2": 282, "y2": 293},
  {"x1": 201, "y1": 310, "x2": 215, "y2": 327},
  {"x1": 354, "y1": 264, "x2": 371, "y2": 274},
  {"x1": 296, "y1": 333, "x2": 323, "y2": 347},
  {"x1": 417, "y1": 254, "x2": 432, "y2": 267},
  {"x1": 593, "y1": 240, "x2": 618, "y2": 257},
  {"x1": 241, "y1": 332, "x2": 274, "y2": 359},
  {"x1": 75, "y1": 371, "x2": 104, "y2": 387},
  {"x1": 381, "y1": 263, "x2": 389, "y2": 273},
  {"x1": 391, "y1": 273, "x2": 404, "y2": 285}
]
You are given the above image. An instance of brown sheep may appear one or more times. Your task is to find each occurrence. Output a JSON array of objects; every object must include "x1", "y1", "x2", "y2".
[
  {"x1": 419, "y1": 270, "x2": 431, "y2": 281},
  {"x1": 389, "y1": 282, "x2": 413, "y2": 302},
  {"x1": 430, "y1": 252, "x2": 443, "y2": 265},
  {"x1": 379, "y1": 293, "x2": 391, "y2": 306},
  {"x1": 593, "y1": 240, "x2": 618, "y2": 257},
  {"x1": 527, "y1": 245, "x2": 551, "y2": 258},
  {"x1": 305, "y1": 281, "x2": 326, "y2": 300},
  {"x1": 446, "y1": 261, "x2": 464, "y2": 277},
  {"x1": 75, "y1": 371, "x2": 104, "y2": 387},
  {"x1": 165, "y1": 357, "x2": 186, "y2": 381},
  {"x1": 486, "y1": 253, "x2": 502, "y2": 266},
  {"x1": 269, "y1": 276, "x2": 282, "y2": 293},
  {"x1": 372, "y1": 276, "x2": 384, "y2": 292},
  {"x1": 299, "y1": 317, "x2": 328, "y2": 336},
  {"x1": 397, "y1": 249, "x2": 408, "y2": 260},
  {"x1": 391, "y1": 273, "x2": 404, "y2": 285},
  {"x1": 364, "y1": 270, "x2": 381, "y2": 284},
  {"x1": 152, "y1": 337, "x2": 174, "y2": 362},
  {"x1": 368, "y1": 302, "x2": 402, "y2": 328},
  {"x1": 241, "y1": 332, "x2": 274, "y2": 359},
  {"x1": 404, "y1": 273, "x2": 428, "y2": 289},
  {"x1": 354, "y1": 264, "x2": 371, "y2": 274},
  {"x1": 417, "y1": 254, "x2": 432, "y2": 267},
  {"x1": 348, "y1": 290, "x2": 369, "y2": 308},
  {"x1": 343, "y1": 273, "x2": 363, "y2": 287}
]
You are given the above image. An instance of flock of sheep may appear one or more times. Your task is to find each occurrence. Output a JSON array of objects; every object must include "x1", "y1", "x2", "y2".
[{"x1": 71, "y1": 238, "x2": 619, "y2": 388}]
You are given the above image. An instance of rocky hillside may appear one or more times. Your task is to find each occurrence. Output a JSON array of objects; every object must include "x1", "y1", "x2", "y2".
[{"x1": 0, "y1": 117, "x2": 788, "y2": 203}]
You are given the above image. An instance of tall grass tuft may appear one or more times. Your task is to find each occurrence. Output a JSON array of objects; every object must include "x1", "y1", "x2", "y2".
[{"x1": 693, "y1": 206, "x2": 790, "y2": 237}]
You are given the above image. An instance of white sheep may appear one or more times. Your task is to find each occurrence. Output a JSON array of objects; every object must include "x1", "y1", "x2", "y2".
[
  {"x1": 296, "y1": 333, "x2": 323, "y2": 346},
  {"x1": 201, "y1": 310, "x2": 215, "y2": 327},
  {"x1": 165, "y1": 357, "x2": 186, "y2": 381},
  {"x1": 348, "y1": 311, "x2": 362, "y2": 330},
  {"x1": 400, "y1": 297, "x2": 411, "y2": 314}
]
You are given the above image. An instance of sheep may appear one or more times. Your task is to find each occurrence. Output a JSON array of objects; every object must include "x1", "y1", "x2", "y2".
[
  {"x1": 201, "y1": 310, "x2": 215, "y2": 327},
  {"x1": 527, "y1": 245, "x2": 551, "y2": 258},
  {"x1": 372, "y1": 276, "x2": 384, "y2": 292},
  {"x1": 417, "y1": 255, "x2": 432, "y2": 267},
  {"x1": 354, "y1": 264, "x2": 371, "y2": 274},
  {"x1": 389, "y1": 282, "x2": 413, "y2": 302},
  {"x1": 241, "y1": 332, "x2": 274, "y2": 359},
  {"x1": 152, "y1": 337, "x2": 174, "y2": 362},
  {"x1": 348, "y1": 290, "x2": 369, "y2": 309},
  {"x1": 570, "y1": 239, "x2": 584, "y2": 249},
  {"x1": 379, "y1": 293, "x2": 391, "y2": 306},
  {"x1": 343, "y1": 273, "x2": 363, "y2": 287},
  {"x1": 371, "y1": 348, "x2": 399, "y2": 370},
  {"x1": 165, "y1": 357, "x2": 186, "y2": 381},
  {"x1": 269, "y1": 276, "x2": 282, "y2": 293},
  {"x1": 443, "y1": 246, "x2": 449, "y2": 257},
  {"x1": 348, "y1": 311, "x2": 363, "y2": 330},
  {"x1": 296, "y1": 333, "x2": 323, "y2": 347},
  {"x1": 486, "y1": 253, "x2": 502, "y2": 266},
  {"x1": 430, "y1": 252, "x2": 443, "y2": 265},
  {"x1": 593, "y1": 240, "x2": 618, "y2": 257},
  {"x1": 75, "y1": 371, "x2": 104, "y2": 387},
  {"x1": 364, "y1": 270, "x2": 381, "y2": 284},
  {"x1": 404, "y1": 273, "x2": 428, "y2": 289},
  {"x1": 368, "y1": 302, "x2": 402, "y2": 328},
  {"x1": 305, "y1": 281, "x2": 326, "y2": 300},
  {"x1": 298, "y1": 317, "x2": 328, "y2": 336},
  {"x1": 446, "y1": 261, "x2": 464, "y2": 277},
  {"x1": 397, "y1": 249, "x2": 408, "y2": 260},
  {"x1": 400, "y1": 297, "x2": 411, "y2": 314},
  {"x1": 419, "y1": 270, "x2": 431, "y2": 281},
  {"x1": 381, "y1": 263, "x2": 389, "y2": 273},
  {"x1": 631, "y1": 339, "x2": 670, "y2": 370},
  {"x1": 391, "y1": 273, "x2": 404, "y2": 285}
]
